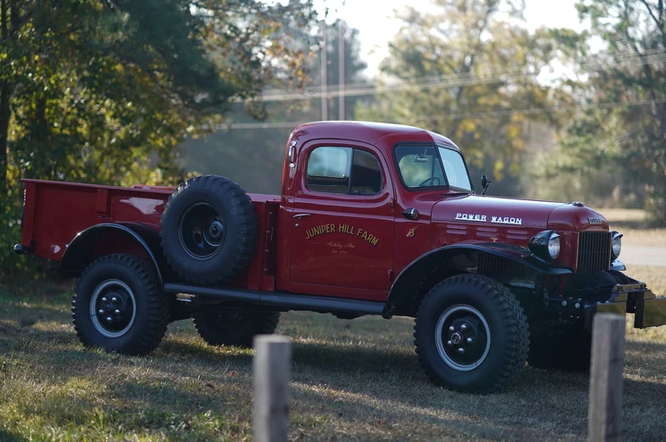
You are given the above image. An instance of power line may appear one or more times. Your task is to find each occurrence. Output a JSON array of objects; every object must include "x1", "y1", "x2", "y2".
[
  {"x1": 256, "y1": 47, "x2": 666, "y2": 102},
  {"x1": 217, "y1": 48, "x2": 666, "y2": 130},
  {"x1": 216, "y1": 97, "x2": 666, "y2": 130},
  {"x1": 282, "y1": 45, "x2": 666, "y2": 93},
  {"x1": 255, "y1": 58, "x2": 666, "y2": 102}
]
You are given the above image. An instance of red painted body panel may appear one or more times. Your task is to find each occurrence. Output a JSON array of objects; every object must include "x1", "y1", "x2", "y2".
[
  {"x1": 21, "y1": 179, "x2": 168, "y2": 262},
  {"x1": 278, "y1": 137, "x2": 394, "y2": 301},
  {"x1": 19, "y1": 121, "x2": 614, "y2": 299},
  {"x1": 20, "y1": 179, "x2": 281, "y2": 290}
]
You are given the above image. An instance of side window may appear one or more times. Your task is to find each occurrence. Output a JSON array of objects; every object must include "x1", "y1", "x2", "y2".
[
  {"x1": 350, "y1": 149, "x2": 382, "y2": 194},
  {"x1": 306, "y1": 147, "x2": 382, "y2": 195},
  {"x1": 307, "y1": 147, "x2": 351, "y2": 194}
]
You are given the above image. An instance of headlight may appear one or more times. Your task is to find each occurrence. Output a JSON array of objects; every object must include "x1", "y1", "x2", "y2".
[
  {"x1": 529, "y1": 230, "x2": 560, "y2": 262},
  {"x1": 611, "y1": 231, "x2": 622, "y2": 260},
  {"x1": 548, "y1": 233, "x2": 560, "y2": 259}
]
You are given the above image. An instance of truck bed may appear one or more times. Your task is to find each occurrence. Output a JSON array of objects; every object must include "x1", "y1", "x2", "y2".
[{"x1": 19, "y1": 179, "x2": 280, "y2": 290}]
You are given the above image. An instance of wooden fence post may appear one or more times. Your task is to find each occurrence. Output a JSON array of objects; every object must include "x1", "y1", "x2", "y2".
[
  {"x1": 588, "y1": 313, "x2": 626, "y2": 442},
  {"x1": 253, "y1": 335, "x2": 292, "y2": 442}
]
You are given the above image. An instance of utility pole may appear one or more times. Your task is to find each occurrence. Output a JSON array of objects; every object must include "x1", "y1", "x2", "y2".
[
  {"x1": 338, "y1": 20, "x2": 345, "y2": 121},
  {"x1": 321, "y1": 21, "x2": 328, "y2": 121}
]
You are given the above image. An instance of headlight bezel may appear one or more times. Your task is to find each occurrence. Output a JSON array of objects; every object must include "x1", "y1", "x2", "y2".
[
  {"x1": 611, "y1": 231, "x2": 623, "y2": 260},
  {"x1": 529, "y1": 230, "x2": 561, "y2": 263}
]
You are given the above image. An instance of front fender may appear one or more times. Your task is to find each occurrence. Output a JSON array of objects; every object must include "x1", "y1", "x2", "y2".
[
  {"x1": 59, "y1": 222, "x2": 163, "y2": 282},
  {"x1": 386, "y1": 243, "x2": 572, "y2": 316}
]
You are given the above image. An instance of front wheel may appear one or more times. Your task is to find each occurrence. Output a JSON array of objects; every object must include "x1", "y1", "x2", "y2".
[
  {"x1": 414, "y1": 274, "x2": 529, "y2": 393},
  {"x1": 72, "y1": 254, "x2": 168, "y2": 355}
]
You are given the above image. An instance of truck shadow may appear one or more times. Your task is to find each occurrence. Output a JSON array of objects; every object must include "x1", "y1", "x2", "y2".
[
  {"x1": 2, "y1": 317, "x2": 665, "y2": 442},
  {"x1": 0, "y1": 429, "x2": 27, "y2": 442}
]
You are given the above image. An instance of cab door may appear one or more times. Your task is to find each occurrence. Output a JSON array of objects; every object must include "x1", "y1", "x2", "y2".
[{"x1": 286, "y1": 141, "x2": 394, "y2": 301}]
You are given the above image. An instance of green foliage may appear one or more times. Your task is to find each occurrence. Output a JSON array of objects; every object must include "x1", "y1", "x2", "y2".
[
  {"x1": 551, "y1": 0, "x2": 666, "y2": 224},
  {"x1": 180, "y1": 19, "x2": 371, "y2": 194},
  {"x1": 356, "y1": 0, "x2": 566, "y2": 195},
  {"x1": 0, "y1": 0, "x2": 318, "y2": 274},
  {"x1": 0, "y1": 197, "x2": 25, "y2": 278}
]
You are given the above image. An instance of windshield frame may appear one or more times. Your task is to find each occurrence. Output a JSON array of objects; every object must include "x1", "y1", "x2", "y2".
[{"x1": 392, "y1": 142, "x2": 474, "y2": 193}]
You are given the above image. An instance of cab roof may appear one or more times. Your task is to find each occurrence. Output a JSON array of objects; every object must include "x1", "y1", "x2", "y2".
[{"x1": 290, "y1": 121, "x2": 461, "y2": 151}]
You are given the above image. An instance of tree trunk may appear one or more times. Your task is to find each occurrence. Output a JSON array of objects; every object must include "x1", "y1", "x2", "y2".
[
  {"x1": 0, "y1": 81, "x2": 10, "y2": 192},
  {"x1": 0, "y1": 0, "x2": 8, "y2": 192}
]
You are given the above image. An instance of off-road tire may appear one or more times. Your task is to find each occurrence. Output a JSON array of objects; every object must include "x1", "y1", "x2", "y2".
[
  {"x1": 160, "y1": 175, "x2": 258, "y2": 285},
  {"x1": 193, "y1": 310, "x2": 281, "y2": 348},
  {"x1": 527, "y1": 325, "x2": 591, "y2": 373},
  {"x1": 72, "y1": 254, "x2": 168, "y2": 355},
  {"x1": 414, "y1": 274, "x2": 529, "y2": 393}
]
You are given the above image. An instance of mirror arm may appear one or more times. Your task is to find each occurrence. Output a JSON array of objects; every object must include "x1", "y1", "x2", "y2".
[{"x1": 481, "y1": 174, "x2": 491, "y2": 195}]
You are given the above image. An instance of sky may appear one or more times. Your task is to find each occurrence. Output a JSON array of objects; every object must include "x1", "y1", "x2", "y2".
[{"x1": 316, "y1": 0, "x2": 586, "y2": 76}]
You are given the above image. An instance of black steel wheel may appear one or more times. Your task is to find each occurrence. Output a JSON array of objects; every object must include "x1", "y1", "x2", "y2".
[
  {"x1": 193, "y1": 310, "x2": 280, "y2": 348},
  {"x1": 72, "y1": 254, "x2": 168, "y2": 355},
  {"x1": 434, "y1": 304, "x2": 492, "y2": 371},
  {"x1": 89, "y1": 279, "x2": 137, "y2": 338},
  {"x1": 160, "y1": 175, "x2": 258, "y2": 285},
  {"x1": 414, "y1": 274, "x2": 529, "y2": 393},
  {"x1": 178, "y1": 202, "x2": 226, "y2": 260}
]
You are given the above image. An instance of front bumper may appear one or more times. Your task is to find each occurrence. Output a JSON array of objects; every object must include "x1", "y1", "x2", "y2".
[{"x1": 593, "y1": 282, "x2": 666, "y2": 328}]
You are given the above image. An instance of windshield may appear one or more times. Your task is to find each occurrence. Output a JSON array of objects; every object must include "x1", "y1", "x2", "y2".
[{"x1": 395, "y1": 144, "x2": 472, "y2": 191}]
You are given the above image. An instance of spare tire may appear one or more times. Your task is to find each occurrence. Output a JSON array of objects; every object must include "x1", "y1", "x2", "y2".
[{"x1": 160, "y1": 175, "x2": 258, "y2": 285}]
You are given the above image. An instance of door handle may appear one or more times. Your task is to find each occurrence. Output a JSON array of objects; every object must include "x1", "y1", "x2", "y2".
[{"x1": 293, "y1": 213, "x2": 311, "y2": 219}]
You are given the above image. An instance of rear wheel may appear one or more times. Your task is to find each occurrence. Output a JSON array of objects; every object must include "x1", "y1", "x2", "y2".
[
  {"x1": 414, "y1": 274, "x2": 529, "y2": 393},
  {"x1": 193, "y1": 310, "x2": 280, "y2": 348},
  {"x1": 72, "y1": 254, "x2": 168, "y2": 355}
]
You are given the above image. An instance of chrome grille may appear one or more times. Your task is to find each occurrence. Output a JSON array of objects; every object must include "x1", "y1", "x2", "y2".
[{"x1": 577, "y1": 231, "x2": 611, "y2": 274}]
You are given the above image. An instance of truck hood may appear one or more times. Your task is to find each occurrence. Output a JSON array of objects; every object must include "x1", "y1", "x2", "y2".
[{"x1": 431, "y1": 195, "x2": 566, "y2": 230}]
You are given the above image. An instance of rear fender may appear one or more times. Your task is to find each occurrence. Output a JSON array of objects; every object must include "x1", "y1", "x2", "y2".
[
  {"x1": 59, "y1": 222, "x2": 164, "y2": 282},
  {"x1": 386, "y1": 243, "x2": 572, "y2": 317}
]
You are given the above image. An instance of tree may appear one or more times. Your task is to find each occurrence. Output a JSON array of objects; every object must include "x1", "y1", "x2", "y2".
[
  {"x1": 179, "y1": 19, "x2": 370, "y2": 194},
  {"x1": 356, "y1": 0, "x2": 564, "y2": 195},
  {"x1": 0, "y1": 0, "x2": 317, "y2": 274},
  {"x1": 0, "y1": 0, "x2": 316, "y2": 188},
  {"x1": 553, "y1": 0, "x2": 666, "y2": 223}
]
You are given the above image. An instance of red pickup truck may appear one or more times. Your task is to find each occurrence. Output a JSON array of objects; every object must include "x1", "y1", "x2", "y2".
[{"x1": 14, "y1": 121, "x2": 666, "y2": 393}]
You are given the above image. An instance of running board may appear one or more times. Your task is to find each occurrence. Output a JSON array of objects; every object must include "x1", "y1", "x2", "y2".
[{"x1": 163, "y1": 283, "x2": 386, "y2": 316}]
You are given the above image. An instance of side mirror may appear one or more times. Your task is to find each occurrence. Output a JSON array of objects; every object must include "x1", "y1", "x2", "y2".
[{"x1": 481, "y1": 174, "x2": 491, "y2": 195}]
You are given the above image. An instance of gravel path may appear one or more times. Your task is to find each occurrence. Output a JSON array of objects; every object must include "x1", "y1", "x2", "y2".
[{"x1": 621, "y1": 246, "x2": 666, "y2": 267}]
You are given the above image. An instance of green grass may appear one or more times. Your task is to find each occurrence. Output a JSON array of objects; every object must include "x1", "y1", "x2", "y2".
[{"x1": 1, "y1": 270, "x2": 666, "y2": 442}]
